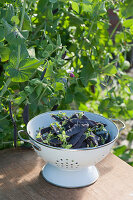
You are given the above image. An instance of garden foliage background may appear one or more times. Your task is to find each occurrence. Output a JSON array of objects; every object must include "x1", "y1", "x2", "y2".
[{"x1": 0, "y1": 0, "x2": 133, "y2": 165}]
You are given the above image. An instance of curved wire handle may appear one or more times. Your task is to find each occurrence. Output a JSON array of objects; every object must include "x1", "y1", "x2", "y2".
[
  {"x1": 18, "y1": 130, "x2": 41, "y2": 151},
  {"x1": 111, "y1": 119, "x2": 126, "y2": 132}
]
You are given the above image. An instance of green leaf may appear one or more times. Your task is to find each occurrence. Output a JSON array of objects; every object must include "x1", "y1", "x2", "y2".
[
  {"x1": 6, "y1": 29, "x2": 25, "y2": 45},
  {"x1": 41, "y1": 40, "x2": 48, "y2": 49},
  {"x1": 19, "y1": 58, "x2": 43, "y2": 71},
  {"x1": 74, "y1": 91, "x2": 88, "y2": 103},
  {"x1": 113, "y1": 145, "x2": 127, "y2": 156},
  {"x1": 45, "y1": 44, "x2": 53, "y2": 53},
  {"x1": 120, "y1": 0, "x2": 133, "y2": 18},
  {"x1": 99, "y1": 2, "x2": 106, "y2": 15},
  {"x1": 115, "y1": 32, "x2": 124, "y2": 44},
  {"x1": 10, "y1": 44, "x2": 29, "y2": 64},
  {"x1": 42, "y1": 51, "x2": 49, "y2": 59},
  {"x1": 37, "y1": 0, "x2": 49, "y2": 12},
  {"x1": 45, "y1": 86, "x2": 53, "y2": 95},
  {"x1": 14, "y1": 91, "x2": 26, "y2": 105},
  {"x1": 65, "y1": 88, "x2": 73, "y2": 104},
  {"x1": 0, "y1": 47, "x2": 10, "y2": 62},
  {"x1": 0, "y1": 115, "x2": 9, "y2": 129},
  {"x1": 36, "y1": 84, "x2": 43, "y2": 97},
  {"x1": 103, "y1": 65, "x2": 117, "y2": 76},
  {"x1": 80, "y1": 58, "x2": 95, "y2": 87},
  {"x1": 82, "y1": 4, "x2": 92, "y2": 12},
  {"x1": 126, "y1": 100, "x2": 133, "y2": 110},
  {"x1": 30, "y1": 78, "x2": 42, "y2": 85},
  {"x1": 127, "y1": 130, "x2": 133, "y2": 142},
  {"x1": 21, "y1": 30, "x2": 29, "y2": 40},
  {"x1": 121, "y1": 60, "x2": 130, "y2": 70},
  {"x1": 45, "y1": 62, "x2": 53, "y2": 78},
  {"x1": 22, "y1": 13, "x2": 32, "y2": 31},
  {"x1": 55, "y1": 82, "x2": 64, "y2": 92},
  {"x1": 130, "y1": 25, "x2": 133, "y2": 35},
  {"x1": 47, "y1": 7, "x2": 53, "y2": 21},
  {"x1": 123, "y1": 19, "x2": 133, "y2": 28},
  {"x1": 6, "y1": 4, "x2": 14, "y2": 23},
  {"x1": 24, "y1": 86, "x2": 34, "y2": 94},
  {"x1": 6, "y1": 58, "x2": 44, "y2": 82},
  {"x1": 0, "y1": 25, "x2": 5, "y2": 41},
  {"x1": 129, "y1": 82, "x2": 133, "y2": 93},
  {"x1": 72, "y1": 2, "x2": 79, "y2": 13},
  {"x1": 11, "y1": 16, "x2": 19, "y2": 25},
  {"x1": 1, "y1": 18, "x2": 12, "y2": 36},
  {"x1": 68, "y1": 13, "x2": 83, "y2": 26},
  {"x1": 57, "y1": 34, "x2": 61, "y2": 46}
]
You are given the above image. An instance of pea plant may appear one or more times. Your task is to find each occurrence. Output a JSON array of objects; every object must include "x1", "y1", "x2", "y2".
[{"x1": 0, "y1": 0, "x2": 133, "y2": 164}]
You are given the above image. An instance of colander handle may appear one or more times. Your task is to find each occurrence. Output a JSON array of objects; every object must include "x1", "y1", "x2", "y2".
[
  {"x1": 18, "y1": 130, "x2": 41, "y2": 151},
  {"x1": 111, "y1": 119, "x2": 125, "y2": 132}
]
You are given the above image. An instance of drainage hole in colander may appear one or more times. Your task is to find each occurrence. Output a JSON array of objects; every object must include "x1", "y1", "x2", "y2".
[
  {"x1": 60, "y1": 159, "x2": 63, "y2": 161},
  {"x1": 71, "y1": 160, "x2": 74, "y2": 162}
]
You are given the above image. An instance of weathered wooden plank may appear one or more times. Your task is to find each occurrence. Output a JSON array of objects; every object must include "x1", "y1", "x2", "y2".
[{"x1": 0, "y1": 149, "x2": 133, "y2": 200}]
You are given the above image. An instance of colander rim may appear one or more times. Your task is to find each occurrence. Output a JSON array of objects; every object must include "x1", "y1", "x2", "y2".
[{"x1": 27, "y1": 110, "x2": 119, "y2": 151}]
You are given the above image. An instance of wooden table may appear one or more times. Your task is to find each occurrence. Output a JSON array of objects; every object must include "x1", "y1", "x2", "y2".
[{"x1": 0, "y1": 149, "x2": 133, "y2": 200}]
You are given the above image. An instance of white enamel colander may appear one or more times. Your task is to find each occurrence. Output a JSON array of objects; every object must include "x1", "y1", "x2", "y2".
[{"x1": 18, "y1": 110, "x2": 125, "y2": 188}]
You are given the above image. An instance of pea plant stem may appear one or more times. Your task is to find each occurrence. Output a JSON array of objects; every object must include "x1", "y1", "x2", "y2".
[
  {"x1": 10, "y1": 0, "x2": 27, "y2": 148},
  {"x1": 27, "y1": 0, "x2": 35, "y2": 14},
  {"x1": 17, "y1": 0, "x2": 27, "y2": 68},
  {"x1": 20, "y1": 0, "x2": 27, "y2": 31},
  {"x1": 9, "y1": 101, "x2": 17, "y2": 148},
  {"x1": 0, "y1": 78, "x2": 11, "y2": 97}
]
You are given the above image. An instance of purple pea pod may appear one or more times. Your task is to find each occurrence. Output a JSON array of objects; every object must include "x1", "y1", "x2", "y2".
[
  {"x1": 73, "y1": 134, "x2": 86, "y2": 149},
  {"x1": 86, "y1": 132, "x2": 100, "y2": 147},
  {"x1": 68, "y1": 125, "x2": 89, "y2": 146},
  {"x1": 63, "y1": 120, "x2": 74, "y2": 131},
  {"x1": 70, "y1": 118, "x2": 98, "y2": 128},
  {"x1": 51, "y1": 115, "x2": 62, "y2": 123},
  {"x1": 49, "y1": 137, "x2": 62, "y2": 147},
  {"x1": 51, "y1": 114, "x2": 68, "y2": 124},
  {"x1": 41, "y1": 126, "x2": 52, "y2": 135},
  {"x1": 70, "y1": 118, "x2": 88, "y2": 125},
  {"x1": 98, "y1": 132, "x2": 110, "y2": 145},
  {"x1": 69, "y1": 113, "x2": 79, "y2": 119},
  {"x1": 87, "y1": 120, "x2": 98, "y2": 127},
  {"x1": 80, "y1": 141, "x2": 87, "y2": 148},
  {"x1": 66, "y1": 124, "x2": 89, "y2": 137},
  {"x1": 81, "y1": 114, "x2": 88, "y2": 120},
  {"x1": 68, "y1": 131, "x2": 83, "y2": 147},
  {"x1": 51, "y1": 125, "x2": 61, "y2": 135}
]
